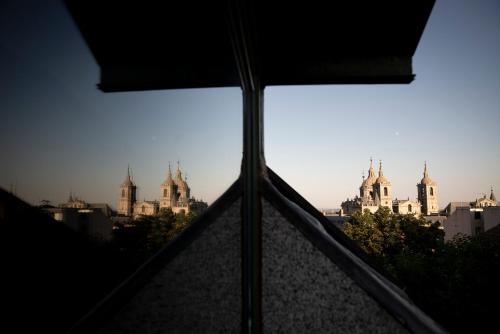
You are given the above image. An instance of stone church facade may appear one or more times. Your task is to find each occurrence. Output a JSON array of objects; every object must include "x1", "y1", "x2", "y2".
[
  {"x1": 341, "y1": 159, "x2": 438, "y2": 217},
  {"x1": 118, "y1": 165, "x2": 207, "y2": 218}
]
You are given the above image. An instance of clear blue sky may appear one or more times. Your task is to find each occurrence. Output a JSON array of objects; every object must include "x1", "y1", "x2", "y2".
[{"x1": 1, "y1": 0, "x2": 499, "y2": 210}]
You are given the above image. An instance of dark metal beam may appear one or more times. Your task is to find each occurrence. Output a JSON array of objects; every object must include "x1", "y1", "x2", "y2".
[{"x1": 226, "y1": 1, "x2": 264, "y2": 333}]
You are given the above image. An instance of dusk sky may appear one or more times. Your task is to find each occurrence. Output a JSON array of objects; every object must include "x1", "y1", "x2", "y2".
[{"x1": 1, "y1": 0, "x2": 499, "y2": 209}]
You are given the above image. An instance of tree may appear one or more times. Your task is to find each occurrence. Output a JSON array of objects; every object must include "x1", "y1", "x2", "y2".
[
  {"x1": 343, "y1": 207, "x2": 500, "y2": 333},
  {"x1": 344, "y1": 209, "x2": 384, "y2": 255},
  {"x1": 147, "y1": 208, "x2": 176, "y2": 249}
]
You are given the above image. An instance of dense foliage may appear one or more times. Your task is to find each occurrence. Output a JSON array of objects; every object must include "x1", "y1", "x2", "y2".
[
  {"x1": 113, "y1": 208, "x2": 197, "y2": 256},
  {"x1": 344, "y1": 208, "x2": 500, "y2": 333}
]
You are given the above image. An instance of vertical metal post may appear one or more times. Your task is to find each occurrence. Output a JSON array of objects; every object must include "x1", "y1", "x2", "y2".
[
  {"x1": 242, "y1": 86, "x2": 264, "y2": 334},
  {"x1": 225, "y1": 1, "x2": 263, "y2": 332}
]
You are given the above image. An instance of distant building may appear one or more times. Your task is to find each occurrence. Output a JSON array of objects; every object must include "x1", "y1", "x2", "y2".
[
  {"x1": 45, "y1": 207, "x2": 113, "y2": 241},
  {"x1": 392, "y1": 199, "x2": 422, "y2": 216},
  {"x1": 61, "y1": 193, "x2": 116, "y2": 217},
  {"x1": 133, "y1": 200, "x2": 159, "y2": 219},
  {"x1": 45, "y1": 194, "x2": 116, "y2": 241},
  {"x1": 417, "y1": 162, "x2": 439, "y2": 215},
  {"x1": 442, "y1": 187, "x2": 499, "y2": 241},
  {"x1": 118, "y1": 164, "x2": 208, "y2": 218},
  {"x1": 118, "y1": 167, "x2": 137, "y2": 216},
  {"x1": 341, "y1": 159, "x2": 435, "y2": 217}
]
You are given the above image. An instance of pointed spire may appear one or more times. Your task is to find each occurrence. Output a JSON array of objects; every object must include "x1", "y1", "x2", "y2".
[
  {"x1": 162, "y1": 162, "x2": 174, "y2": 187},
  {"x1": 121, "y1": 165, "x2": 134, "y2": 187},
  {"x1": 420, "y1": 161, "x2": 434, "y2": 185},
  {"x1": 491, "y1": 186, "x2": 497, "y2": 202},
  {"x1": 127, "y1": 164, "x2": 131, "y2": 181},
  {"x1": 367, "y1": 157, "x2": 376, "y2": 178},
  {"x1": 69, "y1": 189, "x2": 73, "y2": 202},
  {"x1": 176, "y1": 160, "x2": 182, "y2": 180},
  {"x1": 375, "y1": 159, "x2": 389, "y2": 184}
]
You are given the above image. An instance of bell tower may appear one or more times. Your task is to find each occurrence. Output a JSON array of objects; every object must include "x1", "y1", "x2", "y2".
[
  {"x1": 118, "y1": 166, "x2": 137, "y2": 216},
  {"x1": 417, "y1": 162, "x2": 439, "y2": 215},
  {"x1": 373, "y1": 161, "x2": 392, "y2": 211},
  {"x1": 160, "y1": 164, "x2": 177, "y2": 209}
]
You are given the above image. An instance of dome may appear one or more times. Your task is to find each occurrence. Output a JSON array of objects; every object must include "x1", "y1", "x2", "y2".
[
  {"x1": 161, "y1": 165, "x2": 175, "y2": 187},
  {"x1": 121, "y1": 179, "x2": 134, "y2": 187},
  {"x1": 375, "y1": 161, "x2": 390, "y2": 184},
  {"x1": 420, "y1": 175, "x2": 434, "y2": 185},
  {"x1": 174, "y1": 163, "x2": 189, "y2": 189},
  {"x1": 420, "y1": 162, "x2": 435, "y2": 185},
  {"x1": 121, "y1": 166, "x2": 135, "y2": 187},
  {"x1": 176, "y1": 179, "x2": 189, "y2": 189},
  {"x1": 161, "y1": 177, "x2": 175, "y2": 187},
  {"x1": 360, "y1": 158, "x2": 377, "y2": 188},
  {"x1": 361, "y1": 175, "x2": 376, "y2": 187},
  {"x1": 375, "y1": 174, "x2": 389, "y2": 184}
]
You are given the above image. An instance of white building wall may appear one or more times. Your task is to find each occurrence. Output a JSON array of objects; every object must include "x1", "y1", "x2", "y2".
[
  {"x1": 443, "y1": 207, "x2": 474, "y2": 241},
  {"x1": 483, "y1": 206, "x2": 500, "y2": 232}
]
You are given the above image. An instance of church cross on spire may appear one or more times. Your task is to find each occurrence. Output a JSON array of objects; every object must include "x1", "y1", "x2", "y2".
[
  {"x1": 126, "y1": 164, "x2": 131, "y2": 181},
  {"x1": 424, "y1": 161, "x2": 428, "y2": 177}
]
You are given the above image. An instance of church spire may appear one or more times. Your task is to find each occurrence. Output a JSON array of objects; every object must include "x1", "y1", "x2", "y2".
[
  {"x1": 367, "y1": 157, "x2": 376, "y2": 178},
  {"x1": 121, "y1": 165, "x2": 134, "y2": 187},
  {"x1": 420, "y1": 161, "x2": 434, "y2": 185},
  {"x1": 375, "y1": 160, "x2": 389, "y2": 184},
  {"x1": 165, "y1": 162, "x2": 174, "y2": 184},
  {"x1": 491, "y1": 186, "x2": 497, "y2": 202},
  {"x1": 176, "y1": 160, "x2": 182, "y2": 180}
]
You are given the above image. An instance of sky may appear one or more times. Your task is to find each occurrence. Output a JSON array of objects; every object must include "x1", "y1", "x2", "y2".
[{"x1": 0, "y1": 0, "x2": 499, "y2": 210}]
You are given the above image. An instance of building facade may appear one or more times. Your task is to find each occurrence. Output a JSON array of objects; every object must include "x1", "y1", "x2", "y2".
[
  {"x1": 118, "y1": 166, "x2": 137, "y2": 216},
  {"x1": 160, "y1": 164, "x2": 191, "y2": 213},
  {"x1": 393, "y1": 199, "x2": 422, "y2": 216},
  {"x1": 118, "y1": 164, "x2": 207, "y2": 218},
  {"x1": 417, "y1": 162, "x2": 439, "y2": 215},
  {"x1": 133, "y1": 200, "x2": 159, "y2": 218},
  {"x1": 442, "y1": 187, "x2": 499, "y2": 240},
  {"x1": 341, "y1": 159, "x2": 437, "y2": 218}
]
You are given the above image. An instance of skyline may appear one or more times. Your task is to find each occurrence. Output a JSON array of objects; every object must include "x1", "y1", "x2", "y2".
[{"x1": 1, "y1": 0, "x2": 500, "y2": 209}]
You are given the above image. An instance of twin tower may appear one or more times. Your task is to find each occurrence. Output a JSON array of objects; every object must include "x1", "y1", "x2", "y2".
[
  {"x1": 118, "y1": 164, "x2": 192, "y2": 216},
  {"x1": 342, "y1": 159, "x2": 438, "y2": 216}
]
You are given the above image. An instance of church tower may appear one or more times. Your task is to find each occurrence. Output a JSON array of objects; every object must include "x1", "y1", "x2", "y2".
[
  {"x1": 359, "y1": 158, "x2": 376, "y2": 203},
  {"x1": 160, "y1": 164, "x2": 177, "y2": 209},
  {"x1": 118, "y1": 166, "x2": 137, "y2": 216},
  {"x1": 174, "y1": 163, "x2": 190, "y2": 206},
  {"x1": 373, "y1": 161, "x2": 392, "y2": 211},
  {"x1": 490, "y1": 186, "x2": 497, "y2": 202},
  {"x1": 417, "y1": 162, "x2": 438, "y2": 215}
]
